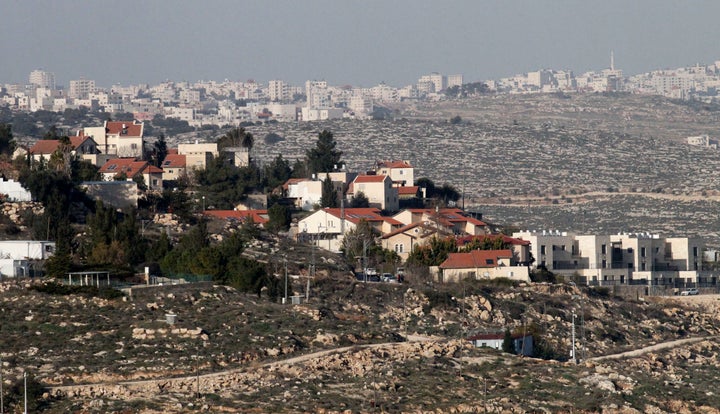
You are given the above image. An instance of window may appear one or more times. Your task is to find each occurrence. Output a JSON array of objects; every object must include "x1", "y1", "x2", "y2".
[
  {"x1": 627, "y1": 248, "x2": 633, "y2": 253},
  {"x1": 628, "y1": 263, "x2": 633, "y2": 269},
  {"x1": 641, "y1": 247, "x2": 646, "y2": 258},
  {"x1": 540, "y1": 245, "x2": 546, "y2": 255},
  {"x1": 641, "y1": 262, "x2": 646, "y2": 271},
  {"x1": 693, "y1": 247, "x2": 698, "y2": 257},
  {"x1": 394, "y1": 244, "x2": 404, "y2": 253},
  {"x1": 601, "y1": 244, "x2": 607, "y2": 254},
  {"x1": 131, "y1": 143, "x2": 138, "y2": 149},
  {"x1": 561, "y1": 245, "x2": 566, "y2": 251},
  {"x1": 485, "y1": 259, "x2": 493, "y2": 265}
]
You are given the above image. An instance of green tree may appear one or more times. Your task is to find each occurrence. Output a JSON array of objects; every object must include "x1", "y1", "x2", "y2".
[
  {"x1": 306, "y1": 130, "x2": 342, "y2": 174},
  {"x1": 406, "y1": 236, "x2": 457, "y2": 266},
  {"x1": 349, "y1": 191, "x2": 369, "y2": 208},
  {"x1": 71, "y1": 160, "x2": 100, "y2": 183},
  {"x1": 47, "y1": 135, "x2": 73, "y2": 175},
  {"x1": 194, "y1": 157, "x2": 260, "y2": 209},
  {"x1": 341, "y1": 219, "x2": 378, "y2": 263},
  {"x1": 0, "y1": 123, "x2": 15, "y2": 155},
  {"x1": 264, "y1": 153, "x2": 292, "y2": 190},
  {"x1": 502, "y1": 328, "x2": 515, "y2": 354},
  {"x1": 460, "y1": 235, "x2": 511, "y2": 252},
  {"x1": 320, "y1": 175, "x2": 339, "y2": 208},
  {"x1": 266, "y1": 203, "x2": 289, "y2": 233},
  {"x1": 42, "y1": 125, "x2": 62, "y2": 140},
  {"x1": 291, "y1": 158, "x2": 308, "y2": 179},
  {"x1": 217, "y1": 127, "x2": 254, "y2": 152},
  {"x1": 150, "y1": 133, "x2": 168, "y2": 167}
]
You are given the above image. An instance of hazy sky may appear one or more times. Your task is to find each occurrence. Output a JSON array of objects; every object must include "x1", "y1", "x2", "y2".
[{"x1": 3, "y1": 0, "x2": 720, "y2": 88}]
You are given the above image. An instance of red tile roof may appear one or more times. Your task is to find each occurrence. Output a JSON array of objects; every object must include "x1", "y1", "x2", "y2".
[
  {"x1": 105, "y1": 120, "x2": 143, "y2": 137},
  {"x1": 144, "y1": 165, "x2": 164, "y2": 174},
  {"x1": 353, "y1": 174, "x2": 387, "y2": 183},
  {"x1": 29, "y1": 136, "x2": 97, "y2": 155},
  {"x1": 439, "y1": 249, "x2": 514, "y2": 269},
  {"x1": 162, "y1": 154, "x2": 186, "y2": 168},
  {"x1": 28, "y1": 140, "x2": 61, "y2": 155},
  {"x1": 381, "y1": 222, "x2": 437, "y2": 239},
  {"x1": 204, "y1": 209, "x2": 269, "y2": 224},
  {"x1": 283, "y1": 178, "x2": 307, "y2": 190},
  {"x1": 377, "y1": 160, "x2": 412, "y2": 168},
  {"x1": 321, "y1": 208, "x2": 402, "y2": 226},
  {"x1": 99, "y1": 158, "x2": 152, "y2": 178},
  {"x1": 397, "y1": 186, "x2": 419, "y2": 196}
]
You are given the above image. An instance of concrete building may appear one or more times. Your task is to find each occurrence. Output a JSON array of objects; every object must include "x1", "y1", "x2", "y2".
[
  {"x1": 375, "y1": 160, "x2": 414, "y2": 187},
  {"x1": 513, "y1": 230, "x2": 708, "y2": 288},
  {"x1": 29, "y1": 70, "x2": 55, "y2": 90},
  {"x1": 437, "y1": 249, "x2": 530, "y2": 283},
  {"x1": 0, "y1": 240, "x2": 56, "y2": 260},
  {"x1": 68, "y1": 79, "x2": 96, "y2": 99},
  {"x1": 297, "y1": 207, "x2": 402, "y2": 253},
  {"x1": 347, "y1": 175, "x2": 399, "y2": 212},
  {"x1": 268, "y1": 80, "x2": 289, "y2": 102},
  {"x1": 178, "y1": 141, "x2": 218, "y2": 170}
]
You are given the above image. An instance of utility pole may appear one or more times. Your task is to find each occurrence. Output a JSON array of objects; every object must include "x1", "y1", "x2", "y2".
[
  {"x1": 362, "y1": 240, "x2": 368, "y2": 283},
  {"x1": 0, "y1": 356, "x2": 3, "y2": 414},
  {"x1": 283, "y1": 256, "x2": 288, "y2": 304},
  {"x1": 571, "y1": 311, "x2": 577, "y2": 364},
  {"x1": 23, "y1": 371, "x2": 27, "y2": 414}
]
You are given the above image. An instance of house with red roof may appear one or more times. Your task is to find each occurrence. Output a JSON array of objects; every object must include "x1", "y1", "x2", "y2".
[
  {"x1": 28, "y1": 136, "x2": 103, "y2": 165},
  {"x1": 437, "y1": 249, "x2": 529, "y2": 283},
  {"x1": 99, "y1": 158, "x2": 163, "y2": 191},
  {"x1": 78, "y1": 120, "x2": 144, "y2": 158},
  {"x1": 375, "y1": 160, "x2": 414, "y2": 187},
  {"x1": 203, "y1": 210, "x2": 269, "y2": 227},
  {"x1": 380, "y1": 222, "x2": 453, "y2": 261},
  {"x1": 161, "y1": 154, "x2": 187, "y2": 181},
  {"x1": 393, "y1": 208, "x2": 489, "y2": 236},
  {"x1": 297, "y1": 207, "x2": 402, "y2": 253},
  {"x1": 347, "y1": 174, "x2": 398, "y2": 212}
]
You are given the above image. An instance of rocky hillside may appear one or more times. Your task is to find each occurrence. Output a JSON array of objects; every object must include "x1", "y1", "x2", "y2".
[{"x1": 0, "y1": 273, "x2": 719, "y2": 412}]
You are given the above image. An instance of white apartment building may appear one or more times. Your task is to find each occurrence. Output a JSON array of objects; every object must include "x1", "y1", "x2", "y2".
[
  {"x1": 447, "y1": 74, "x2": 463, "y2": 89},
  {"x1": 29, "y1": 70, "x2": 55, "y2": 90},
  {"x1": 419, "y1": 73, "x2": 446, "y2": 93},
  {"x1": 513, "y1": 230, "x2": 708, "y2": 288},
  {"x1": 69, "y1": 79, "x2": 96, "y2": 99},
  {"x1": 268, "y1": 80, "x2": 289, "y2": 102}
]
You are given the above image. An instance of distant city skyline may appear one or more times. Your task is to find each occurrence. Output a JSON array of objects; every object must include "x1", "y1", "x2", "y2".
[{"x1": 3, "y1": 1, "x2": 720, "y2": 88}]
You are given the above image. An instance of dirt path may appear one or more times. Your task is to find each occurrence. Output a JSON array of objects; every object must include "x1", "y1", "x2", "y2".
[
  {"x1": 49, "y1": 334, "x2": 437, "y2": 392},
  {"x1": 589, "y1": 336, "x2": 714, "y2": 362}
]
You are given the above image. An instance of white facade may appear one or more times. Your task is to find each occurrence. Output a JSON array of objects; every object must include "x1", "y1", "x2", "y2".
[
  {"x1": 0, "y1": 241, "x2": 56, "y2": 260},
  {"x1": 69, "y1": 79, "x2": 96, "y2": 99},
  {"x1": 513, "y1": 230, "x2": 707, "y2": 287},
  {"x1": 29, "y1": 70, "x2": 55, "y2": 90},
  {"x1": 0, "y1": 259, "x2": 30, "y2": 278},
  {"x1": 0, "y1": 179, "x2": 32, "y2": 201}
]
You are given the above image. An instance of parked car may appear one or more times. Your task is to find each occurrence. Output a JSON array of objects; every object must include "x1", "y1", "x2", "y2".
[
  {"x1": 680, "y1": 288, "x2": 699, "y2": 296},
  {"x1": 355, "y1": 269, "x2": 380, "y2": 282},
  {"x1": 382, "y1": 273, "x2": 398, "y2": 283}
]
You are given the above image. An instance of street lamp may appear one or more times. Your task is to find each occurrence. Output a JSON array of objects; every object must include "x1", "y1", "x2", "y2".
[{"x1": 202, "y1": 196, "x2": 205, "y2": 213}]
